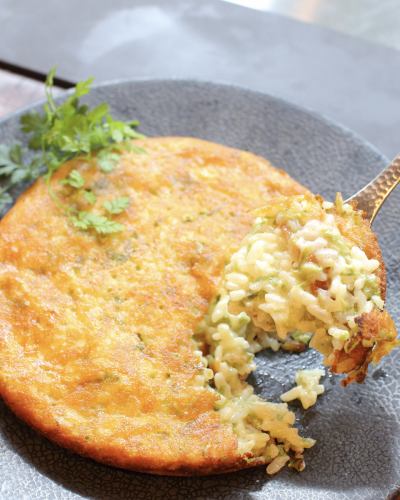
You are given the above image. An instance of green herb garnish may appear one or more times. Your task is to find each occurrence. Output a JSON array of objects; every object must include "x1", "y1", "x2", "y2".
[
  {"x1": 0, "y1": 67, "x2": 143, "y2": 234},
  {"x1": 83, "y1": 190, "x2": 97, "y2": 205},
  {"x1": 97, "y1": 151, "x2": 121, "y2": 173},
  {"x1": 291, "y1": 331, "x2": 312, "y2": 345},
  {"x1": 0, "y1": 144, "x2": 43, "y2": 188},
  {"x1": 72, "y1": 212, "x2": 124, "y2": 234},
  {"x1": 61, "y1": 169, "x2": 85, "y2": 189},
  {"x1": 103, "y1": 196, "x2": 130, "y2": 214}
]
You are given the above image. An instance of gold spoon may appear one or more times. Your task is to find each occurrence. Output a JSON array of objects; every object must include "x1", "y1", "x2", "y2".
[{"x1": 346, "y1": 155, "x2": 400, "y2": 223}]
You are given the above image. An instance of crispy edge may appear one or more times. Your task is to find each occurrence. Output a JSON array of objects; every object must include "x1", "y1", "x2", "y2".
[
  {"x1": 0, "y1": 382, "x2": 263, "y2": 475},
  {"x1": 331, "y1": 204, "x2": 398, "y2": 385},
  {"x1": 332, "y1": 310, "x2": 399, "y2": 386}
]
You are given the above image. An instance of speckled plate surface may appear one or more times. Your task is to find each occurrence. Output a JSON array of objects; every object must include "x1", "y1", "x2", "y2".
[{"x1": 0, "y1": 80, "x2": 399, "y2": 500}]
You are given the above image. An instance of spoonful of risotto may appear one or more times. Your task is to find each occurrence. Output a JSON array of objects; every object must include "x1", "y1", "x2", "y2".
[
  {"x1": 195, "y1": 167, "x2": 399, "y2": 475},
  {"x1": 201, "y1": 191, "x2": 398, "y2": 390}
]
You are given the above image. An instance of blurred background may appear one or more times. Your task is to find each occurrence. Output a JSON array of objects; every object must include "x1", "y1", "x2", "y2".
[{"x1": 1, "y1": 0, "x2": 400, "y2": 157}]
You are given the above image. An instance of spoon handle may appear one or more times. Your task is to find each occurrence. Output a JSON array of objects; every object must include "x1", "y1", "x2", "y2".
[{"x1": 345, "y1": 155, "x2": 400, "y2": 223}]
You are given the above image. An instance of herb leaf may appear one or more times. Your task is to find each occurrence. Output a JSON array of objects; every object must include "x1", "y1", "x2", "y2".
[
  {"x1": 0, "y1": 192, "x2": 12, "y2": 211},
  {"x1": 0, "y1": 143, "x2": 39, "y2": 210},
  {"x1": 0, "y1": 144, "x2": 24, "y2": 176},
  {"x1": 97, "y1": 151, "x2": 120, "y2": 173},
  {"x1": 83, "y1": 190, "x2": 97, "y2": 204},
  {"x1": 61, "y1": 170, "x2": 85, "y2": 189},
  {"x1": 103, "y1": 196, "x2": 130, "y2": 214},
  {"x1": 72, "y1": 211, "x2": 124, "y2": 234}
]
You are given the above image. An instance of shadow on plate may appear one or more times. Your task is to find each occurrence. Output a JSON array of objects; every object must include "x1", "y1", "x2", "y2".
[
  {"x1": 0, "y1": 399, "x2": 267, "y2": 500},
  {"x1": 0, "y1": 393, "x2": 398, "y2": 499}
]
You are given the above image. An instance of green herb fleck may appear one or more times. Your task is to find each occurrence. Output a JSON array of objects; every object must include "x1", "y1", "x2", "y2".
[
  {"x1": 83, "y1": 190, "x2": 97, "y2": 204},
  {"x1": 97, "y1": 151, "x2": 121, "y2": 173},
  {"x1": 183, "y1": 214, "x2": 195, "y2": 222},
  {"x1": 61, "y1": 169, "x2": 85, "y2": 189},
  {"x1": 72, "y1": 211, "x2": 124, "y2": 234},
  {"x1": 291, "y1": 331, "x2": 312, "y2": 345},
  {"x1": 103, "y1": 196, "x2": 130, "y2": 215}
]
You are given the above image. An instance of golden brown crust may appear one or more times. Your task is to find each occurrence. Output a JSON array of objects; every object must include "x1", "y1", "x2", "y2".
[
  {"x1": 0, "y1": 137, "x2": 306, "y2": 475},
  {"x1": 0, "y1": 384, "x2": 259, "y2": 475},
  {"x1": 331, "y1": 204, "x2": 397, "y2": 385},
  {"x1": 332, "y1": 310, "x2": 399, "y2": 386}
]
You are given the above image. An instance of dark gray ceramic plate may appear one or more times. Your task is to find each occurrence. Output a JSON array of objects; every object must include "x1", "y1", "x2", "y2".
[{"x1": 0, "y1": 80, "x2": 399, "y2": 500}]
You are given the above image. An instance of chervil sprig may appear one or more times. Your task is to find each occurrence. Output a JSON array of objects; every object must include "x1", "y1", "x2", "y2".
[
  {"x1": 61, "y1": 170, "x2": 85, "y2": 189},
  {"x1": 0, "y1": 68, "x2": 144, "y2": 234},
  {"x1": 83, "y1": 190, "x2": 97, "y2": 205},
  {"x1": 103, "y1": 197, "x2": 130, "y2": 215},
  {"x1": 0, "y1": 144, "x2": 44, "y2": 204},
  {"x1": 71, "y1": 211, "x2": 124, "y2": 234}
]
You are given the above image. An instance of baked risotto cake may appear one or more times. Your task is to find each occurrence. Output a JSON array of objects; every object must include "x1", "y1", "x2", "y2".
[{"x1": 0, "y1": 138, "x2": 397, "y2": 475}]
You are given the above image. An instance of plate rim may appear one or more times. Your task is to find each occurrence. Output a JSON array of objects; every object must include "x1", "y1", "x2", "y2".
[{"x1": 0, "y1": 77, "x2": 389, "y2": 165}]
